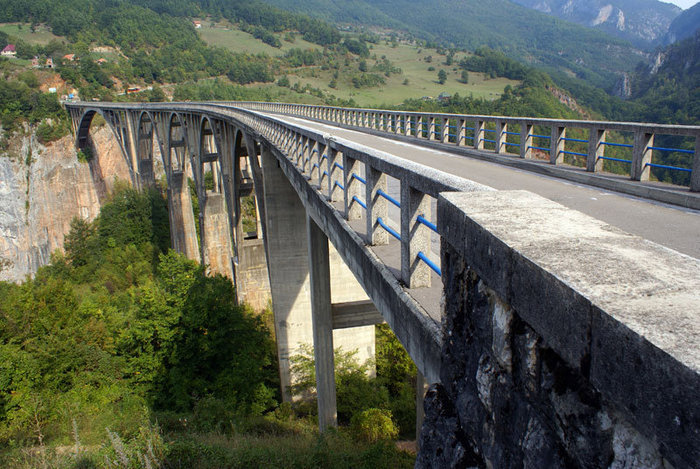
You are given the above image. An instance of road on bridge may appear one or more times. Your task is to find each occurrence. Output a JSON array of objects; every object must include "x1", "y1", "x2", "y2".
[{"x1": 272, "y1": 114, "x2": 700, "y2": 260}]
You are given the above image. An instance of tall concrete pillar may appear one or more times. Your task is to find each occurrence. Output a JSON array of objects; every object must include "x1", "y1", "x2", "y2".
[
  {"x1": 201, "y1": 191, "x2": 234, "y2": 278},
  {"x1": 307, "y1": 214, "x2": 337, "y2": 431},
  {"x1": 262, "y1": 144, "x2": 375, "y2": 403},
  {"x1": 261, "y1": 143, "x2": 315, "y2": 400},
  {"x1": 168, "y1": 171, "x2": 199, "y2": 260}
]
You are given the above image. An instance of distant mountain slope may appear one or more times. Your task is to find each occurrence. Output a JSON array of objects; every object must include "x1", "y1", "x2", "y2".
[
  {"x1": 663, "y1": 2, "x2": 700, "y2": 44},
  {"x1": 510, "y1": 0, "x2": 680, "y2": 45},
  {"x1": 259, "y1": 0, "x2": 644, "y2": 89},
  {"x1": 631, "y1": 31, "x2": 699, "y2": 124}
]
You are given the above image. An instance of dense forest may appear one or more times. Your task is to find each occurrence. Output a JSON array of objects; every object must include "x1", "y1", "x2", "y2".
[{"x1": 0, "y1": 184, "x2": 417, "y2": 467}]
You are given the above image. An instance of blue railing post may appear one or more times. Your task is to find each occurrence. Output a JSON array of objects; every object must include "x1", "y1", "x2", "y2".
[
  {"x1": 366, "y1": 166, "x2": 389, "y2": 245},
  {"x1": 551, "y1": 125, "x2": 566, "y2": 165},
  {"x1": 632, "y1": 130, "x2": 654, "y2": 181},
  {"x1": 404, "y1": 114, "x2": 412, "y2": 137},
  {"x1": 401, "y1": 183, "x2": 431, "y2": 288},
  {"x1": 329, "y1": 145, "x2": 343, "y2": 202},
  {"x1": 428, "y1": 116, "x2": 436, "y2": 141},
  {"x1": 587, "y1": 128, "x2": 606, "y2": 172}
]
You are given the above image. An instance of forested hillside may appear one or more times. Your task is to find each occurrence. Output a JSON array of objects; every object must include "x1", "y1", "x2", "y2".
[
  {"x1": 257, "y1": 0, "x2": 643, "y2": 90},
  {"x1": 0, "y1": 184, "x2": 417, "y2": 467}
]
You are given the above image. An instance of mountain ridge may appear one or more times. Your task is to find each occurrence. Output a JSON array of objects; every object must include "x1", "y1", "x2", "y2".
[{"x1": 509, "y1": 0, "x2": 681, "y2": 45}]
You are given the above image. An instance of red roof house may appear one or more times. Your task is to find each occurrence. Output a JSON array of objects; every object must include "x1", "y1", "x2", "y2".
[{"x1": 1, "y1": 44, "x2": 17, "y2": 57}]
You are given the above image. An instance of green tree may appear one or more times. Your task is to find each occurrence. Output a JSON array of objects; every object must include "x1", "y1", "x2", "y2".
[{"x1": 438, "y1": 69, "x2": 447, "y2": 84}]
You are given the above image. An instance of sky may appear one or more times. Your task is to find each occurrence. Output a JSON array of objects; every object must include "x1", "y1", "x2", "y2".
[{"x1": 665, "y1": 0, "x2": 697, "y2": 9}]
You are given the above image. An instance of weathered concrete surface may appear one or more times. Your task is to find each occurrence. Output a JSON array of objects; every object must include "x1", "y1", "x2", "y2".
[
  {"x1": 265, "y1": 141, "x2": 441, "y2": 384},
  {"x1": 261, "y1": 144, "x2": 375, "y2": 400},
  {"x1": 0, "y1": 125, "x2": 130, "y2": 282},
  {"x1": 275, "y1": 115, "x2": 700, "y2": 259},
  {"x1": 201, "y1": 191, "x2": 234, "y2": 278},
  {"x1": 168, "y1": 171, "x2": 199, "y2": 261},
  {"x1": 417, "y1": 190, "x2": 700, "y2": 468},
  {"x1": 236, "y1": 238, "x2": 271, "y2": 311}
]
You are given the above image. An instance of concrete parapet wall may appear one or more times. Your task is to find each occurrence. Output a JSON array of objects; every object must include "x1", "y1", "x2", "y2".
[{"x1": 418, "y1": 190, "x2": 699, "y2": 468}]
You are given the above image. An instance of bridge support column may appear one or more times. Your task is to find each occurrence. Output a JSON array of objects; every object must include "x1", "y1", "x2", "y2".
[
  {"x1": 261, "y1": 143, "x2": 314, "y2": 400},
  {"x1": 168, "y1": 171, "x2": 199, "y2": 260},
  {"x1": 201, "y1": 192, "x2": 234, "y2": 278},
  {"x1": 307, "y1": 214, "x2": 337, "y2": 431},
  {"x1": 262, "y1": 143, "x2": 375, "y2": 407}
]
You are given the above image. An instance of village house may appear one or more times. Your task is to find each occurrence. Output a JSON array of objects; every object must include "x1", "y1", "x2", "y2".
[
  {"x1": 63, "y1": 53, "x2": 75, "y2": 62},
  {"x1": 97, "y1": 58, "x2": 107, "y2": 65},
  {"x1": 31, "y1": 56, "x2": 40, "y2": 67},
  {"x1": 45, "y1": 57, "x2": 54, "y2": 68},
  {"x1": 1, "y1": 44, "x2": 17, "y2": 58},
  {"x1": 193, "y1": 20, "x2": 202, "y2": 29}
]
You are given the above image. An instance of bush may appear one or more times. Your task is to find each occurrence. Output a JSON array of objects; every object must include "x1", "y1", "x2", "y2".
[{"x1": 350, "y1": 408, "x2": 398, "y2": 443}]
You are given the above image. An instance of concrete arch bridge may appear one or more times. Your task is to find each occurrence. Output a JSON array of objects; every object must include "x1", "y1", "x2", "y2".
[{"x1": 65, "y1": 102, "x2": 700, "y2": 468}]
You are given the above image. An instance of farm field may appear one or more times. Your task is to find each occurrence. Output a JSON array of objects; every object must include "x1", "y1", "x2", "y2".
[
  {"x1": 0, "y1": 23, "x2": 62, "y2": 44},
  {"x1": 199, "y1": 24, "x2": 519, "y2": 107}
]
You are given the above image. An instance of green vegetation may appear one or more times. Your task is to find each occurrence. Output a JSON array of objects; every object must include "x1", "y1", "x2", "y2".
[
  {"x1": 0, "y1": 183, "x2": 416, "y2": 467},
  {"x1": 0, "y1": 75, "x2": 68, "y2": 142}
]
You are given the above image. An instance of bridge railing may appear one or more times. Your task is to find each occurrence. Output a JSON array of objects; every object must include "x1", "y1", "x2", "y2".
[
  {"x1": 230, "y1": 101, "x2": 700, "y2": 193},
  {"x1": 219, "y1": 104, "x2": 493, "y2": 290}
]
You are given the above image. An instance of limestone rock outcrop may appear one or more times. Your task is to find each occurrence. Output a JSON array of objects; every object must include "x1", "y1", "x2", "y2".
[{"x1": 0, "y1": 125, "x2": 130, "y2": 282}]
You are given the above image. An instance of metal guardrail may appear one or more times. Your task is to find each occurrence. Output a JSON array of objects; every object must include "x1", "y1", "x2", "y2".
[
  {"x1": 222, "y1": 104, "x2": 493, "y2": 287},
  {"x1": 229, "y1": 101, "x2": 700, "y2": 193}
]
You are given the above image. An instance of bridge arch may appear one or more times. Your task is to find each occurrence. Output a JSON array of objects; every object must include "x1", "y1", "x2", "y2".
[
  {"x1": 136, "y1": 111, "x2": 156, "y2": 187},
  {"x1": 167, "y1": 112, "x2": 188, "y2": 175}
]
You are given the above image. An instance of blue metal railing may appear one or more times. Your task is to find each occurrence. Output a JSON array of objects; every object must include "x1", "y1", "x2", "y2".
[
  {"x1": 598, "y1": 156, "x2": 632, "y2": 163},
  {"x1": 334, "y1": 181, "x2": 345, "y2": 190},
  {"x1": 600, "y1": 141, "x2": 633, "y2": 149},
  {"x1": 560, "y1": 150, "x2": 587, "y2": 158},
  {"x1": 562, "y1": 137, "x2": 588, "y2": 143},
  {"x1": 417, "y1": 215, "x2": 438, "y2": 234},
  {"x1": 646, "y1": 163, "x2": 692, "y2": 173},
  {"x1": 352, "y1": 195, "x2": 367, "y2": 209},
  {"x1": 351, "y1": 174, "x2": 367, "y2": 184},
  {"x1": 417, "y1": 251, "x2": 441, "y2": 276},
  {"x1": 377, "y1": 189, "x2": 401, "y2": 208},
  {"x1": 648, "y1": 146, "x2": 694, "y2": 154},
  {"x1": 377, "y1": 217, "x2": 401, "y2": 241}
]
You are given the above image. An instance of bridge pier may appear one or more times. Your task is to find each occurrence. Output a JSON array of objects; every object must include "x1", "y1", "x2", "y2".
[
  {"x1": 167, "y1": 171, "x2": 199, "y2": 260},
  {"x1": 261, "y1": 142, "x2": 375, "y2": 405},
  {"x1": 201, "y1": 191, "x2": 234, "y2": 278}
]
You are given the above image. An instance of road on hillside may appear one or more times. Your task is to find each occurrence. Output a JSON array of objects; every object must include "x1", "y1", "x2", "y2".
[{"x1": 271, "y1": 114, "x2": 700, "y2": 260}]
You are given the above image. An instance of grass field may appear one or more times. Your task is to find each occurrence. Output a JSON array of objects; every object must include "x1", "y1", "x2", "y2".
[
  {"x1": 199, "y1": 24, "x2": 519, "y2": 107},
  {"x1": 0, "y1": 23, "x2": 62, "y2": 45},
  {"x1": 279, "y1": 41, "x2": 518, "y2": 107},
  {"x1": 199, "y1": 24, "x2": 322, "y2": 56}
]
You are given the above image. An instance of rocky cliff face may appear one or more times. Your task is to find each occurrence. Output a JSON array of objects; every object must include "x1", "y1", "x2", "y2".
[
  {"x1": 0, "y1": 125, "x2": 130, "y2": 282},
  {"x1": 511, "y1": 0, "x2": 681, "y2": 45}
]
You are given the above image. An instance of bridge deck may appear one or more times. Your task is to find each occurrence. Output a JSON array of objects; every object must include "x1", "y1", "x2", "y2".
[{"x1": 271, "y1": 114, "x2": 700, "y2": 260}]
